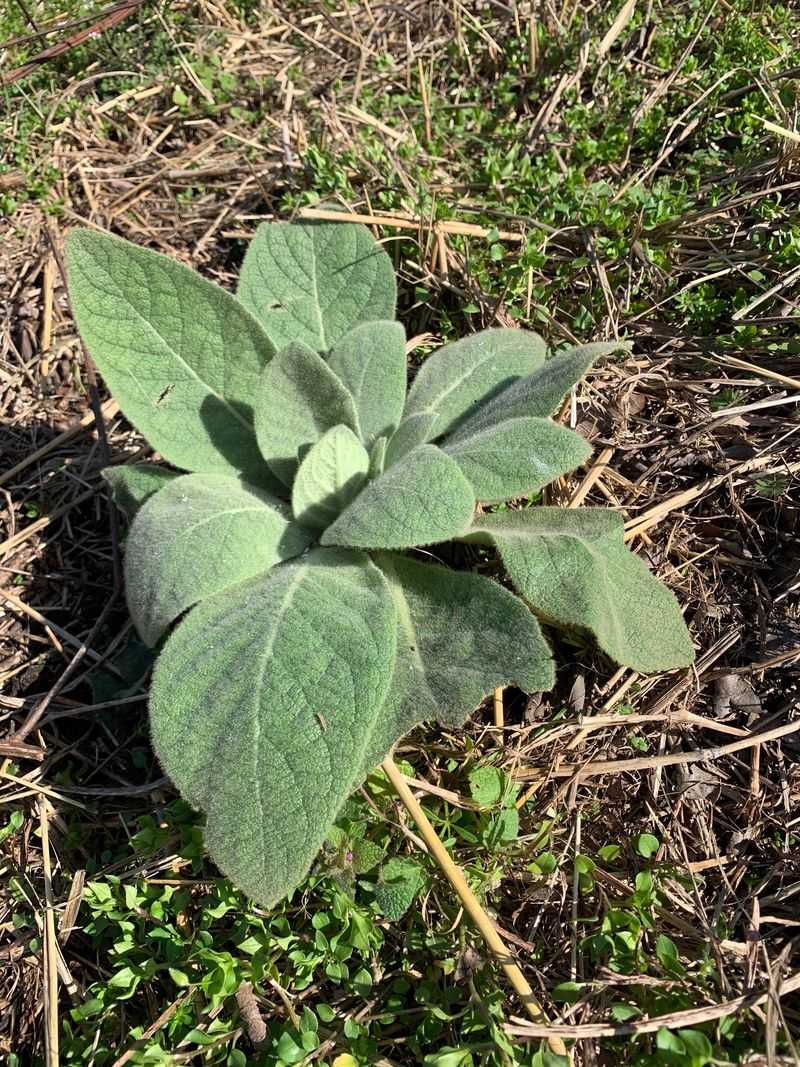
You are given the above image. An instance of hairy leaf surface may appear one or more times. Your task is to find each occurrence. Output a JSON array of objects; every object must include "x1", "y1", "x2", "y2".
[
  {"x1": 237, "y1": 221, "x2": 396, "y2": 353},
  {"x1": 66, "y1": 229, "x2": 275, "y2": 480},
  {"x1": 150, "y1": 548, "x2": 397, "y2": 907},
  {"x1": 327, "y1": 321, "x2": 406, "y2": 444},
  {"x1": 357, "y1": 553, "x2": 554, "y2": 774},
  {"x1": 444, "y1": 417, "x2": 591, "y2": 502},
  {"x1": 255, "y1": 341, "x2": 360, "y2": 485},
  {"x1": 321, "y1": 445, "x2": 475, "y2": 549},
  {"x1": 103, "y1": 465, "x2": 179, "y2": 522},
  {"x1": 384, "y1": 412, "x2": 438, "y2": 468},
  {"x1": 403, "y1": 328, "x2": 546, "y2": 440},
  {"x1": 126, "y1": 474, "x2": 313, "y2": 646},
  {"x1": 469, "y1": 509, "x2": 694, "y2": 671},
  {"x1": 292, "y1": 425, "x2": 370, "y2": 530},
  {"x1": 447, "y1": 342, "x2": 626, "y2": 443}
]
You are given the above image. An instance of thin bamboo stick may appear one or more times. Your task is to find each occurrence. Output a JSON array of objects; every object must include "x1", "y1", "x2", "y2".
[{"x1": 381, "y1": 755, "x2": 570, "y2": 1061}]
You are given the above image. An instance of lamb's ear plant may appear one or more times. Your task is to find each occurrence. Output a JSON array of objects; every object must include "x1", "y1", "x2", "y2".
[{"x1": 66, "y1": 221, "x2": 694, "y2": 912}]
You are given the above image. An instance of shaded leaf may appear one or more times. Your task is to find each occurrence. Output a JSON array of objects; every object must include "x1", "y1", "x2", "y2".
[
  {"x1": 292, "y1": 425, "x2": 370, "y2": 530},
  {"x1": 237, "y1": 221, "x2": 396, "y2": 353},
  {"x1": 404, "y1": 328, "x2": 546, "y2": 440},
  {"x1": 384, "y1": 412, "x2": 438, "y2": 468},
  {"x1": 327, "y1": 320, "x2": 407, "y2": 444},
  {"x1": 321, "y1": 445, "x2": 475, "y2": 550},
  {"x1": 103, "y1": 465, "x2": 179, "y2": 522},
  {"x1": 255, "y1": 341, "x2": 360, "y2": 485},
  {"x1": 126, "y1": 473, "x2": 313, "y2": 646},
  {"x1": 358, "y1": 553, "x2": 554, "y2": 773},
  {"x1": 66, "y1": 229, "x2": 275, "y2": 481},
  {"x1": 447, "y1": 342, "x2": 626, "y2": 444},
  {"x1": 444, "y1": 417, "x2": 591, "y2": 502},
  {"x1": 375, "y1": 858, "x2": 426, "y2": 920},
  {"x1": 468, "y1": 508, "x2": 694, "y2": 672},
  {"x1": 150, "y1": 548, "x2": 397, "y2": 907}
]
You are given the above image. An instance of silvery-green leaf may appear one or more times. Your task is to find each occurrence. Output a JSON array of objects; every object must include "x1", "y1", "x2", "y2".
[
  {"x1": 103, "y1": 465, "x2": 179, "y2": 522},
  {"x1": 321, "y1": 445, "x2": 475, "y2": 550},
  {"x1": 292, "y1": 425, "x2": 370, "y2": 530},
  {"x1": 66, "y1": 229, "x2": 275, "y2": 481},
  {"x1": 126, "y1": 473, "x2": 313, "y2": 646},
  {"x1": 327, "y1": 321, "x2": 407, "y2": 445},
  {"x1": 254, "y1": 341, "x2": 360, "y2": 486},
  {"x1": 237, "y1": 221, "x2": 397, "y2": 353},
  {"x1": 150, "y1": 547, "x2": 397, "y2": 907},
  {"x1": 403, "y1": 328, "x2": 546, "y2": 440},
  {"x1": 358, "y1": 552, "x2": 554, "y2": 774},
  {"x1": 384, "y1": 412, "x2": 438, "y2": 468},
  {"x1": 469, "y1": 508, "x2": 694, "y2": 672},
  {"x1": 448, "y1": 342, "x2": 627, "y2": 444},
  {"x1": 443, "y1": 417, "x2": 591, "y2": 503}
]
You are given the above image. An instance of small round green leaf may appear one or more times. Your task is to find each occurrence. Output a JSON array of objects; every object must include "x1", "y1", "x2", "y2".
[{"x1": 292, "y1": 425, "x2": 370, "y2": 530}]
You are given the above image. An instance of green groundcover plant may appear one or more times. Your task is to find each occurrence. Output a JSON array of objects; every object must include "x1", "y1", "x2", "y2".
[{"x1": 66, "y1": 220, "x2": 694, "y2": 908}]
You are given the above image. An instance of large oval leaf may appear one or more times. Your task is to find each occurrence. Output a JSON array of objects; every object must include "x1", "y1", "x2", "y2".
[
  {"x1": 469, "y1": 508, "x2": 695, "y2": 672},
  {"x1": 150, "y1": 548, "x2": 397, "y2": 907},
  {"x1": 403, "y1": 328, "x2": 546, "y2": 440},
  {"x1": 126, "y1": 474, "x2": 313, "y2": 646},
  {"x1": 292, "y1": 425, "x2": 370, "y2": 530},
  {"x1": 443, "y1": 417, "x2": 591, "y2": 503},
  {"x1": 66, "y1": 229, "x2": 276, "y2": 481},
  {"x1": 254, "y1": 341, "x2": 360, "y2": 486},
  {"x1": 237, "y1": 221, "x2": 397, "y2": 353},
  {"x1": 359, "y1": 553, "x2": 555, "y2": 775},
  {"x1": 321, "y1": 445, "x2": 475, "y2": 550},
  {"x1": 327, "y1": 321, "x2": 407, "y2": 446},
  {"x1": 447, "y1": 342, "x2": 627, "y2": 444},
  {"x1": 103, "y1": 464, "x2": 179, "y2": 523}
]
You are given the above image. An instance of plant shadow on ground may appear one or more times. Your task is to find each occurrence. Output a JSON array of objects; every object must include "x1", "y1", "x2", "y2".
[{"x1": 2, "y1": 0, "x2": 800, "y2": 1064}]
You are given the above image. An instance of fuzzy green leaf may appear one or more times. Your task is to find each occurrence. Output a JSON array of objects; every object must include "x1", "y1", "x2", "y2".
[
  {"x1": 369, "y1": 436, "x2": 387, "y2": 478},
  {"x1": 403, "y1": 328, "x2": 546, "y2": 440},
  {"x1": 447, "y1": 342, "x2": 626, "y2": 444},
  {"x1": 358, "y1": 553, "x2": 554, "y2": 773},
  {"x1": 237, "y1": 221, "x2": 396, "y2": 353},
  {"x1": 103, "y1": 465, "x2": 179, "y2": 522},
  {"x1": 444, "y1": 417, "x2": 591, "y2": 503},
  {"x1": 150, "y1": 548, "x2": 397, "y2": 907},
  {"x1": 66, "y1": 229, "x2": 275, "y2": 481},
  {"x1": 384, "y1": 412, "x2": 438, "y2": 468},
  {"x1": 327, "y1": 321, "x2": 407, "y2": 445},
  {"x1": 126, "y1": 474, "x2": 313, "y2": 646},
  {"x1": 375, "y1": 858, "x2": 426, "y2": 920},
  {"x1": 321, "y1": 445, "x2": 475, "y2": 550},
  {"x1": 291, "y1": 425, "x2": 370, "y2": 530},
  {"x1": 469, "y1": 508, "x2": 694, "y2": 672},
  {"x1": 255, "y1": 341, "x2": 360, "y2": 485}
]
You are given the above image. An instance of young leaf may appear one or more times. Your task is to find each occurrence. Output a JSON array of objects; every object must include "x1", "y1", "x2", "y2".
[
  {"x1": 237, "y1": 221, "x2": 396, "y2": 353},
  {"x1": 443, "y1": 417, "x2": 591, "y2": 503},
  {"x1": 126, "y1": 474, "x2": 313, "y2": 646},
  {"x1": 254, "y1": 341, "x2": 360, "y2": 485},
  {"x1": 320, "y1": 445, "x2": 475, "y2": 550},
  {"x1": 384, "y1": 412, "x2": 438, "y2": 468},
  {"x1": 447, "y1": 342, "x2": 627, "y2": 444},
  {"x1": 327, "y1": 321, "x2": 407, "y2": 445},
  {"x1": 103, "y1": 465, "x2": 179, "y2": 522},
  {"x1": 149, "y1": 548, "x2": 397, "y2": 908},
  {"x1": 403, "y1": 328, "x2": 546, "y2": 440},
  {"x1": 469, "y1": 508, "x2": 694, "y2": 672},
  {"x1": 358, "y1": 552, "x2": 554, "y2": 773},
  {"x1": 374, "y1": 857, "x2": 426, "y2": 920},
  {"x1": 292, "y1": 425, "x2": 370, "y2": 530},
  {"x1": 66, "y1": 229, "x2": 275, "y2": 480},
  {"x1": 369, "y1": 436, "x2": 387, "y2": 478}
]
